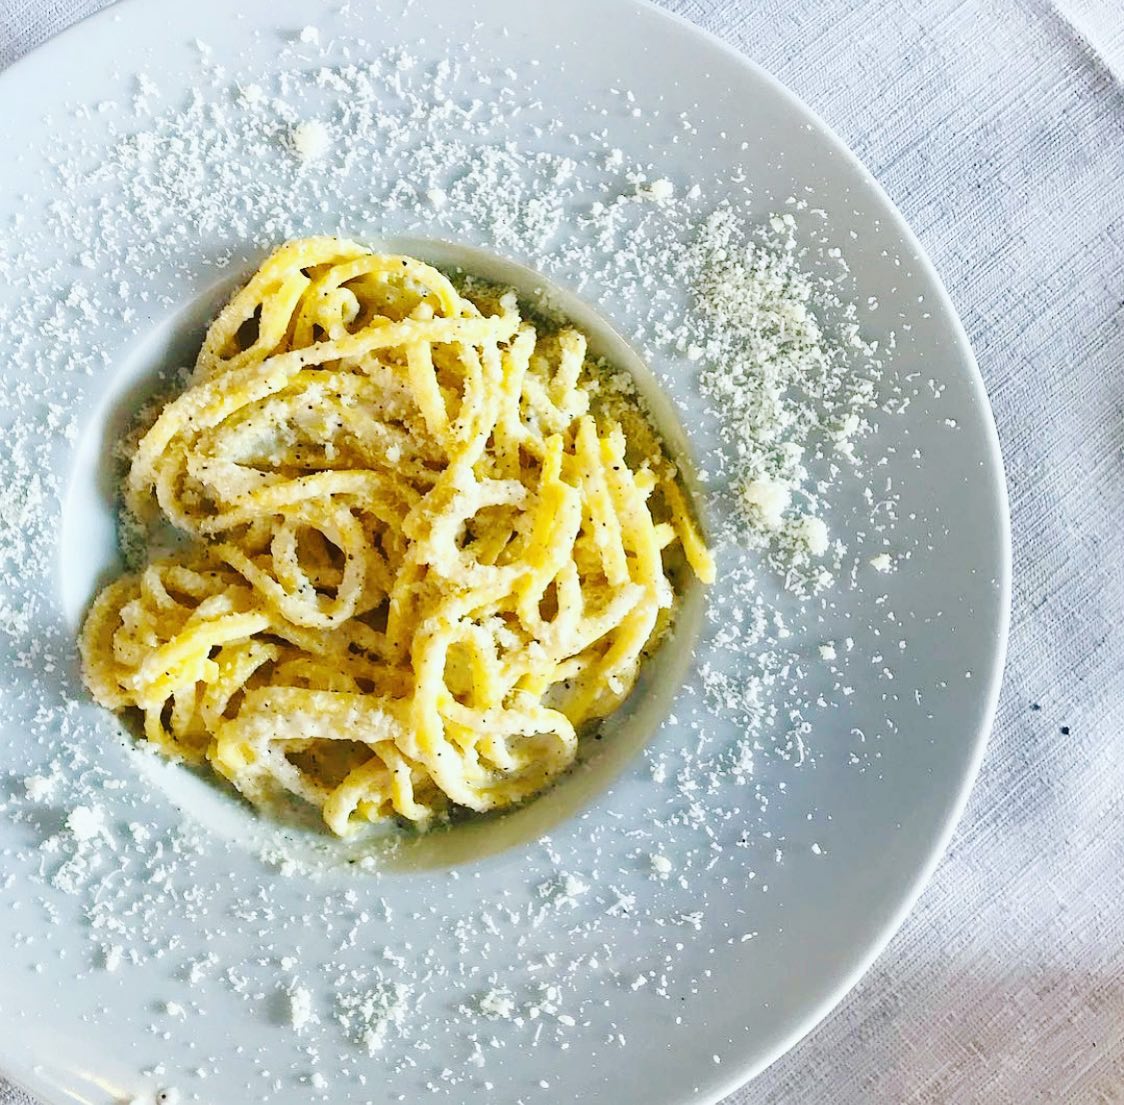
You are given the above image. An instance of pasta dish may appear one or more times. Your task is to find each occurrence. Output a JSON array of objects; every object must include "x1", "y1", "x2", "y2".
[{"x1": 79, "y1": 238, "x2": 713, "y2": 835}]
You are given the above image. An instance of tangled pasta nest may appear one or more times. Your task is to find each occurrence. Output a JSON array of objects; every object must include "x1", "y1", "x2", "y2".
[{"x1": 79, "y1": 238, "x2": 713, "y2": 835}]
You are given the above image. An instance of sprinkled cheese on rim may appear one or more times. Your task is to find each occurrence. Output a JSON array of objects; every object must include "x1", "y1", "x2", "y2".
[
  {"x1": 289, "y1": 119, "x2": 332, "y2": 162},
  {"x1": 0, "y1": 21, "x2": 913, "y2": 1096}
]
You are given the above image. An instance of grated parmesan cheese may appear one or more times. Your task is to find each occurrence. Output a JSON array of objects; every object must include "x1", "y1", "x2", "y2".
[
  {"x1": 289, "y1": 120, "x2": 332, "y2": 162},
  {"x1": 795, "y1": 515, "x2": 829, "y2": 557},
  {"x1": 66, "y1": 805, "x2": 106, "y2": 842},
  {"x1": 640, "y1": 178, "x2": 674, "y2": 202},
  {"x1": 23, "y1": 773, "x2": 56, "y2": 802},
  {"x1": 289, "y1": 985, "x2": 315, "y2": 1031},
  {"x1": 478, "y1": 988, "x2": 517, "y2": 1020},
  {"x1": 741, "y1": 476, "x2": 792, "y2": 530},
  {"x1": 0, "y1": 19, "x2": 909, "y2": 1096}
]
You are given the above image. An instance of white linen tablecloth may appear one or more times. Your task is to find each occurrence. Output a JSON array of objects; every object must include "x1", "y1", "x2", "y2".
[{"x1": 3, "y1": 1, "x2": 1123, "y2": 1102}]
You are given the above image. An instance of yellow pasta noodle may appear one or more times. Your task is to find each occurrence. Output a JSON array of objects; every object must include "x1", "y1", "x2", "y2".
[{"x1": 79, "y1": 237, "x2": 715, "y2": 836}]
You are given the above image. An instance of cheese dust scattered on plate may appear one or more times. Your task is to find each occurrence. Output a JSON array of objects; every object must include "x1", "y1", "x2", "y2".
[{"x1": 0, "y1": 17, "x2": 931, "y2": 1101}]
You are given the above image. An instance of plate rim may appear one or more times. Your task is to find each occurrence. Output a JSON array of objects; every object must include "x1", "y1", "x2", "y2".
[
  {"x1": 625, "y1": 2, "x2": 1012, "y2": 1096},
  {"x1": 0, "y1": 1, "x2": 1013, "y2": 1101}
]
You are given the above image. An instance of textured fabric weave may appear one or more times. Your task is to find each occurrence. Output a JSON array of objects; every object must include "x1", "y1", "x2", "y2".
[{"x1": 2, "y1": 1, "x2": 1123, "y2": 1102}]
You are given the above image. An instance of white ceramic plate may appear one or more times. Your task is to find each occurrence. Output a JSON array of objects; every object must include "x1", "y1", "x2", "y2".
[{"x1": 0, "y1": 2, "x2": 1009, "y2": 1104}]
